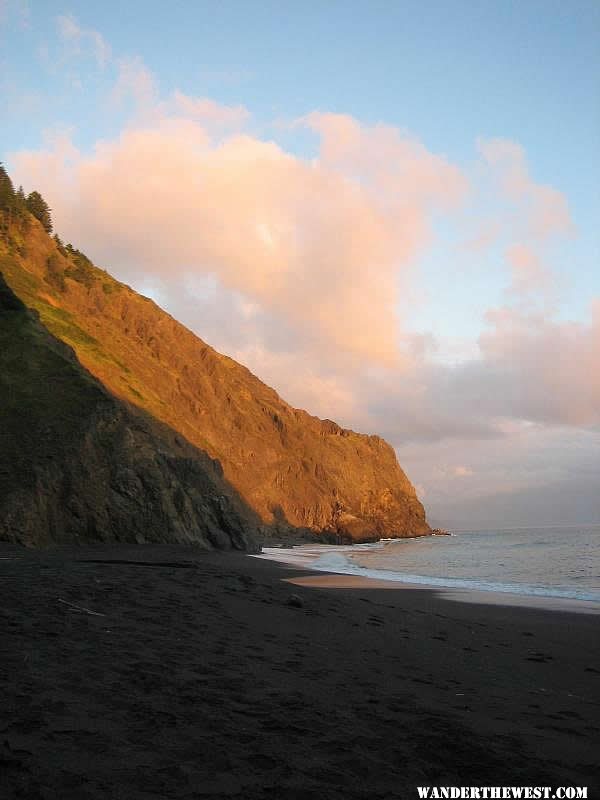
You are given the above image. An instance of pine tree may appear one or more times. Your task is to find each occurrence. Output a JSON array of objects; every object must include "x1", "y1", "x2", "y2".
[
  {"x1": 25, "y1": 190, "x2": 53, "y2": 233},
  {"x1": 0, "y1": 164, "x2": 16, "y2": 211},
  {"x1": 53, "y1": 234, "x2": 67, "y2": 257},
  {"x1": 0, "y1": 164, "x2": 17, "y2": 241}
]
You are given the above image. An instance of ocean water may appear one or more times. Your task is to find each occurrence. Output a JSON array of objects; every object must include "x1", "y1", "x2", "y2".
[{"x1": 256, "y1": 525, "x2": 600, "y2": 604}]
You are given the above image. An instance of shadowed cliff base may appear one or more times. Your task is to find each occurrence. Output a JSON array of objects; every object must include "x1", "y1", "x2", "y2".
[{"x1": 0, "y1": 207, "x2": 430, "y2": 544}]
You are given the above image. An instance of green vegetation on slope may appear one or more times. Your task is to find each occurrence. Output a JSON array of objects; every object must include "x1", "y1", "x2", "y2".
[{"x1": 0, "y1": 249, "x2": 131, "y2": 377}]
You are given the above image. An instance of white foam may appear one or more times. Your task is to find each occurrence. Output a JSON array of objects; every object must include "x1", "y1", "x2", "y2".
[{"x1": 254, "y1": 543, "x2": 600, "y2": 604}]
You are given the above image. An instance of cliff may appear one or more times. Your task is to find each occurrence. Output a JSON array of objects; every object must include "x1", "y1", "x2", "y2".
[
  {"x1": 0, "y1": 274, "x2": 260, "y2": 549},
  {"x1": 0, "y1": 215, "x2": 430, "y2": 545}
]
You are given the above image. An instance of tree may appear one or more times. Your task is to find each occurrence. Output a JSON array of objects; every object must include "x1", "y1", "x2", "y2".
[
  {"x1": 53, "y1": 233, "x2": 66, "y2": 254},
  {"x1": 25, "y1": 190, "x2": 53, "y2": 233},
  {"x1": 0, "y1": 163, "x2": 16, "y2": 212},
  {"x1": 0, "y1": 164, "x2": 17, "y2": 241}
]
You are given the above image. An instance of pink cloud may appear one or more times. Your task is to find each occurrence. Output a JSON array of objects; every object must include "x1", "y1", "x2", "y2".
[
  {"x1": 109, "y1": 63, "x2": 250, "y2": 130},
  {"x1": 459, "y1": 219, "x2": 501, "y2": 253},
  {"x1": 304, "y1": 112, "x2": 469, "y2": 210},
  {"x1": 171, "y1": 91, "x2": 249, "y2": 129},
  {"x1": 12, "y1": 103, "x2": 597, "y2": 439},
  {"x1": 453, "y1": 466, "x2": 474, "y2": 477},
  {"x1": 11, "y1": 107, "x2": 468, "y2": 367},
  {"x1": 479, "y1": 137, "x2": 573, "y2": 240},
  {"x1": 8, "y1": 47, "x2": 596, "y2": 449},
  {"x1": 505, "y1": 243, "x2": 552, "y2": 296},
  {"x1": 476, "y1": 301, "x2": 600, "y2": 426}
]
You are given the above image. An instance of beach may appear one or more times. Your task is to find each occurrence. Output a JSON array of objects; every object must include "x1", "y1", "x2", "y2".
[{"x1": 1, "y1": 543, "x2": 599, "y2": 799}]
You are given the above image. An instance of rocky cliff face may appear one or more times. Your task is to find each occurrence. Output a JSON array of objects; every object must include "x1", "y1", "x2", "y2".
[
  {"x1": 0, "y1": 274, "x2": 259, "y2": 550},
  {"x1": 1, "y1": 218, "x2": 430, "y2": 544}
]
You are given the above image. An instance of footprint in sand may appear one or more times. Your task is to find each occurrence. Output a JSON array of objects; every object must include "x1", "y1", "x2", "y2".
[{"x1": 526, "y1": 652, "x2": 553, "y2": 663}]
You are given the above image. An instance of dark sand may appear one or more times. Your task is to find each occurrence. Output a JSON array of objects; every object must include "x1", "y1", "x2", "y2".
[{"x1": 1, "y1": 543, "x2": 598, "y2": 799}]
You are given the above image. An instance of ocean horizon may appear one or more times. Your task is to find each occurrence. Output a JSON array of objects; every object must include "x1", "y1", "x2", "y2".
[{"x1": 256, "y1": 524, "x2": 600, "y2": 605}]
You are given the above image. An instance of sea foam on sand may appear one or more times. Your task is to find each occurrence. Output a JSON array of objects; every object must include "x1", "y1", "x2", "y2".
[{"x1": 254, "y1": 540, "x2": 600, "y2": 614}]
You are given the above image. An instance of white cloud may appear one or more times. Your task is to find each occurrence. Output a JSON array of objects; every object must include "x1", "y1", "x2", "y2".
[
  {"x1": 110, "y1": 56, "x2": 157, "y2": 112},
  {"x1": 57, "y1": 14, "x2": 111, "y2": 69}
]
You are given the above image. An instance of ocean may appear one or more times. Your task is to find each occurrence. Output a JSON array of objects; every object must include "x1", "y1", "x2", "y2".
[{"x1": 256, "y1": 525, "x2": 600, "y2": 605}]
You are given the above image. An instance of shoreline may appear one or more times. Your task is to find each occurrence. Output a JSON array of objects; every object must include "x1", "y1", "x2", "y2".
[
  {"x1": 284, "y1": 573, "x2": 600, "y2": 615},
  {"x1": 2, "y1": 542, "x2": 599, "y2": 798},
  {"x1": 255, "y1": 541, "x2": 600, "y2": 615}
]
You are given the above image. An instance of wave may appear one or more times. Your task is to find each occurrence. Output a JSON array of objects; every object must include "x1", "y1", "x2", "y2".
[{"x1": 255, "y1": 544, "x2": 600, "y2": 604}]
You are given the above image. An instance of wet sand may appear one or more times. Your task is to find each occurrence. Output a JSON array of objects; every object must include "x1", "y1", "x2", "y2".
[
  {"x1": 286, "y1": 572, "x2": 600, "y2": 615},
  {"x1": 1, "y1": 543, "x2": 599, "y2": 799}
]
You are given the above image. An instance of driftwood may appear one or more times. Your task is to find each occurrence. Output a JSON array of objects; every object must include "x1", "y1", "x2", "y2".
[{"x1": 58, "y1": 598, "x2": 105, "y2": 617}]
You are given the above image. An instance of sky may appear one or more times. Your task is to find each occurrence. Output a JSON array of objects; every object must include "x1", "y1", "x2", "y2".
[{"x1": 1, "y1": 0, "x2": 599, "y2": 527}]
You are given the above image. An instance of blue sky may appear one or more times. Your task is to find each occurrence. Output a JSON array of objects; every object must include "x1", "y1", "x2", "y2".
[
  {"x1": 1, "y1": 0, "x2": 599, "y2": 525},
  {"x1": 3, "y1": 1, "x2": 599, "y2": 171}
]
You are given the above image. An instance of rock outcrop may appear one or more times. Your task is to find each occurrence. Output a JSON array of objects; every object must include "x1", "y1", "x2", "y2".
[{"x1": 1, "y1": 217, "x2": 430, "y2": 544}]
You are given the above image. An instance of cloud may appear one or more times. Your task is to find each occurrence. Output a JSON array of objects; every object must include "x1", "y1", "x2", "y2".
[
  {"x1": 303, "y1": 112, "x2": 468, "y2": 210},
  {"x1": 110, "y1": 62, "x2": 250, "y2": 128},
  {"x1": 110, "y1": 56, "x2": 157, "y2": 112},
  {"x1": 396, "y1": 425, "x2": 600, "y2": 527},
  {"x1": 453, "y1": 466, "x2": 474, "y2": 477},
  {"x1": 57, "y1": 14, "x2": 111, "y2": 69},
  {"x1": 479, "y1": 138, "x2": 573, "y2": 240},
  {"x1": 171, "y1": 91, "x2": 249, "y2": 129},
  {"x1": 459, "y1": 219, "x2": 501, "y2": 253},
  {"x1": 11, "y1": 103, "x2": 468, "y2": 368},
  {"x1": 325, "y1": 293, "x2": 600, "y2": 450},
  {"x1": 11, "y1": 90, "x2": 598, "y2": 443},
  {"x1": 505, "y1": 243, "x2": 553, "y2": 299},
  {"x1": 476, "y1": 300, "x2": 600, "y2": 426}
]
